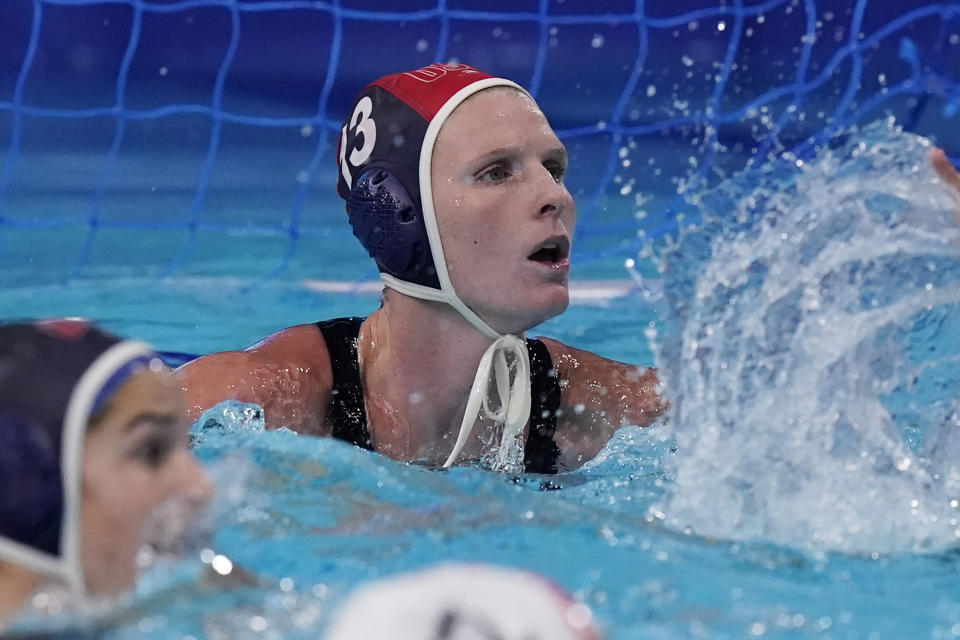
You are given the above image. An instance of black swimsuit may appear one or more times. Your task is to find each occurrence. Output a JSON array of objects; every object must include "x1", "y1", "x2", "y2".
[{"x1": 316, "y1": 317, "x2": 562, "y2": 474}]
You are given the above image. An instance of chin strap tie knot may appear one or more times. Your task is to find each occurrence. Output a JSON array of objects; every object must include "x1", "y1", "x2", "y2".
[{"x1": 442, "y1": 334, "x2": 530, "y2": 470}]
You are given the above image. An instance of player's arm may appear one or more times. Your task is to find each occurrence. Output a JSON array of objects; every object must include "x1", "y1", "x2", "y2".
[
  {"x1": 932, "y1": 148, "x2": 960, "y2": 198},
  {"x1": 174, "y1": 324, "x2": 333, "y2": 435},
  {"x1": 540, "y1": 337, "x2": 665, "y2": 471},
  {"x1": 932, "y1": 149, "x2": 960, "y2": 223}
]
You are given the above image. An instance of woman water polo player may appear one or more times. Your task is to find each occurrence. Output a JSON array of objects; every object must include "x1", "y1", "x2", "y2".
[
  {"x1": 179, "y1": 63, "x2": 664, "y2": 474},
  {"x1": 0, "y1": 321, "x2": 210, "y2": 625},
  {"x1": 178, "y1": 63, "x2": 960, "y2": 473}
]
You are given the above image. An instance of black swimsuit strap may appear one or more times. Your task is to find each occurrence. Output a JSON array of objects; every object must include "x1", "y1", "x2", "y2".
[
  {"x1": 315, "y1": 317, "x2": 561, "y2": 472},
  {"x1": 523, "y1": 338, "x2": 562, "y2": 474},
  {"x1": 315, "y1": 317, "x2": 373, "y2": 450}
]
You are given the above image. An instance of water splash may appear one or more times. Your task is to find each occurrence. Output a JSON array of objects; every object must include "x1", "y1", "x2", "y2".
[{"x1": 651, "y1": 121, "x2": 960, "y2": 554}]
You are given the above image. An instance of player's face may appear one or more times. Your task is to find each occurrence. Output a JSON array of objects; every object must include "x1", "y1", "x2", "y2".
[
  {"x1": 431, "y1": 88, "x2": 575, "y2": 334},
  {"x1": 80, "y1": 368, "x2": 211, "y2": 594}
]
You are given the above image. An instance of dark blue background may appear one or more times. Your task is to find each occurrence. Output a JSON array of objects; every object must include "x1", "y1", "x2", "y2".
[{"x1": 0, "y1": 0, "x2": 958, "y2": 280}]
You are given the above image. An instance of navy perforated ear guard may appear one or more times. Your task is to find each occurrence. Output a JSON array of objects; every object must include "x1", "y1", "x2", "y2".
[
  {"x1": 0, "y1": 415, "x2": 63, "y2": 556},
  {"x1": 346, "y1": 165, "x2": 440, "y2": 289}
]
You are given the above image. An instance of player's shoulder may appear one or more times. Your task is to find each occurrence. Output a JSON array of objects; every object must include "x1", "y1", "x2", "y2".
[
  {"x1": 246, "y1": 322, "x2": 333, "y2": 384},
  {"x1": 532, "y1": 335, "x2": 584, "y2": 368}
]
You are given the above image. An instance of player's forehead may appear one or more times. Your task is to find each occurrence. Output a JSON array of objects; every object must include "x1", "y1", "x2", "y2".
[
  {"x1": 447, "y1": 86, "x2": 545, "y2": 130},
  {"x1": 435, "y1": 88, "x2": 559, "y2": 157}
]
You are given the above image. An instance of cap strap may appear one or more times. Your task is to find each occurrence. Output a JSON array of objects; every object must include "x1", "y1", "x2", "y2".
[
  {"x1": 443, "y1": 334, "x2": 530, "y2": 470},
  {"x1": 59, "y1": 341, "x2": 154, "y2": 594}
]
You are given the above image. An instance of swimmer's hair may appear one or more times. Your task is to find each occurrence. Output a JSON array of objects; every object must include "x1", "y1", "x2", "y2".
[{"x1": 0, "y1": 320, "x2": 156, "y2": 593}]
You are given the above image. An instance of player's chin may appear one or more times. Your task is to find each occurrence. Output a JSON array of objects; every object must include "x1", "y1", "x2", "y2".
[
  {"x1": 547, "y1": 283, "x2": 570, "y2": 314},
  {"x1": 526, "y1": 285, "x2": 569, "y2": 326},
  {"x1": 83, "y1": 553, "x2": 139, "y2": 596}
]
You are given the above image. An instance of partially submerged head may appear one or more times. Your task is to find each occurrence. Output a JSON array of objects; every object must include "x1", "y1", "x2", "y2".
[
  {"x1": 0, "y1": 320, "x2": 210, "y2": 616},
  {"x1": 338, "y1": 63, "x2": 575, "y2": 337},
  {"x1": 326, "y1": 563, "x2": 601, "y2": 640}
]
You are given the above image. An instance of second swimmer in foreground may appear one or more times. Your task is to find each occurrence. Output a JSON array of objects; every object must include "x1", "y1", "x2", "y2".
[{"x1": 0, "y1": 320, "x2": 210, "y2": 628}]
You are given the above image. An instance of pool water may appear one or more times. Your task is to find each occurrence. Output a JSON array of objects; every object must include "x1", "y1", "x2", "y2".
[
  {"x1": 5, "y1": 2, "x2": 960, "y2": 632},
  {"x1": 6, "y1": 123, "x2": 960, "y2": 639}
]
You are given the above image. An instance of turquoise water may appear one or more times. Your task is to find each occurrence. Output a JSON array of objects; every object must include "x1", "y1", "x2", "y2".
[
  {"x1": 6, "y1": 125, "x2": 960, "y2": 639},
  {"x1": 4, "y1": 1, "x2": 960, "y2": 635}
]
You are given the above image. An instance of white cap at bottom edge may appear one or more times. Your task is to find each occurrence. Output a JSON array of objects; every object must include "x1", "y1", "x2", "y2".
[{"x1": 326, "y1": 563, "x2": 601, "y2": 640}]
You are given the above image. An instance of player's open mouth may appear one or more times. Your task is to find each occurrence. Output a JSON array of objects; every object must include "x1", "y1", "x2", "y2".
[{"x1": 527, "y1": 236, "x2": 570, "y2": 265}]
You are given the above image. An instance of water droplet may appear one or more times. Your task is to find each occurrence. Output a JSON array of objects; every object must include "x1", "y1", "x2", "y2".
[
  {"x1": 211, "y1": 554, "x2": 233, "y2": 575},
  {"x1": 566, "y1": 603, "x2": 593, "y2": 630}
]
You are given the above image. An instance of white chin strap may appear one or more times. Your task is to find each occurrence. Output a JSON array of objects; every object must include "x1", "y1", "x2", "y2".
[
  {"x1": 380, "y1": 274, "x2": 532, "y2": 470},
  {"x1": 443, "y1": 333, "x2": 531, "y2": 469}
]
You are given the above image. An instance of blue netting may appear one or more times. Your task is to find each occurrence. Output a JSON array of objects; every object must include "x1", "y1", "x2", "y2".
[{"x1": 0, "y1": 0, "x2": 958, "y2": 283}]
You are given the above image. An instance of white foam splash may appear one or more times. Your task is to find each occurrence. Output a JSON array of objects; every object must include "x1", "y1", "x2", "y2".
[{"x1": 652, "y1": 121, "x2": 960, "y2": 553}]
